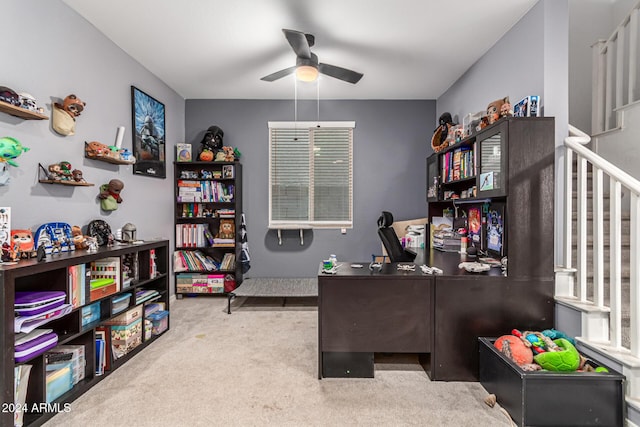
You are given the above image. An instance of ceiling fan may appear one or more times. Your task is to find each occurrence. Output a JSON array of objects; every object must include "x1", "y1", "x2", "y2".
[{"x1": 260, "y1": 29, "x2": 363, "y2": 84}]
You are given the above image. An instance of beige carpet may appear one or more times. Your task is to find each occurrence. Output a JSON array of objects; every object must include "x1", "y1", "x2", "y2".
[{"x1": 43, "y1": 297, "x2": 512, "y2": 427}]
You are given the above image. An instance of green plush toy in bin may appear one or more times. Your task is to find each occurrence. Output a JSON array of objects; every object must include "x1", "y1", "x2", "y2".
[{"x1": 533, "y1": 338, "x2": 581, "y2": 371}]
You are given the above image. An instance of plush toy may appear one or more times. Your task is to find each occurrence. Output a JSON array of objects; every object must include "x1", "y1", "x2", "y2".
[
  {"x1": 0, "y1": 136, "x2": 29, "y2": 167},
  {"x1": 217, "y1": 219, "x2": 235, "y2": 239},
  {"x1": 214, "y1": 150, "x2": 227, "y2": 162},
  {"x1": 99, "y1": 179, "x2": 124, "y2": 211},
  {"x1": 533, "y1": 338, "x2": 580, "y2": 371},
  {"x1": 52, "y1": 94, "x2": 86, "y2": 136},
  {"x1": 85, "y1": 141, "x2": 110, "y2": 158},
  {"x1": 199, "y1": 149, "x2": 214, "y2": 162},
  {"x1": 494, "y1": 334, "x2": 534, "y2": 366},
  {"x1": 71, "y1": 225, "x2": 89, "y2": 249},
  {"x1": 222, "y1": 146, "x2": 235, "y2": 162},
  {"x1": 11, "y1": 229, "x2": 36, "y2": 258},
  {"x1": 486, "y1": 96, "x2": 509, "y2": 124},
  {"x1": 431, "y1": 112, "x2": 456, "y2": 153}
]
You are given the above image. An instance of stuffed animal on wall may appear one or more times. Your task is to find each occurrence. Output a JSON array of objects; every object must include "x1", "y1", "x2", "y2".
[
  {"x1": 0, "y1": 136, "x2": 29, "y2": 167},
  {"x1": 98, "y1": 179, "x2": 124, "y2": 211},
  {"x1": 52, "y1": 94, "x2": 86, "y2": 136},
  {"x1": 217, "y1": 219, "x2": 235, "y2": 239},
  {"x1": 486, "y1": 96, "x2": 509, "y2": 124}
]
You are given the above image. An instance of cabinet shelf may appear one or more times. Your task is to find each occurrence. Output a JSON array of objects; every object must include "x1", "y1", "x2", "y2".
[
  {"x1": 0, "y1": 240, "x2": 169, "y2": 427},
  {"x1": 0, "y1": 99, "x2": 48, "y2": 120},
  {"x1": 174, "y1": 160, "x2": 243, "y2": 297},
  {"x1": 442, "y1": 176, "x2": 476, "y2": 185}
]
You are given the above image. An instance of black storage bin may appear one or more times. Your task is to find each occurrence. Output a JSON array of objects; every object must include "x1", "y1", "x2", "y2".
[
  {"x1": 479, "y1": 337, "x2": 625, "y2": 426},
  {"x1": 322, "y1": 352, "x2": 374, "y2": 378}
]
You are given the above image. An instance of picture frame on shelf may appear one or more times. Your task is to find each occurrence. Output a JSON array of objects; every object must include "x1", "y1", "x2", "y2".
[
  {"x1": 176, "y1": 143, "x2": 192, "y2": 162},
  {"x1": 131, "y1": 86, "x2": 166, "y2": 178},
  {"x1": 222, "y1": 164, "x2": 234, "y2": 179}
]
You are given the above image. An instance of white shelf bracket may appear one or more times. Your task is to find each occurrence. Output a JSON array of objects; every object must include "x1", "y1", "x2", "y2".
[{"x1": 275, "y1": 228, "x2": 307, "y2": 245}]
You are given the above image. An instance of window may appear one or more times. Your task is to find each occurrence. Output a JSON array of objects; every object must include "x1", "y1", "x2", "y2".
[{"x1": 268, "y1": 121, "x2": 354, "y2": 229}]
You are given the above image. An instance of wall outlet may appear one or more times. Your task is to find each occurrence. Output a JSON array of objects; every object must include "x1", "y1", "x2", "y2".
[{"x1": 341, "y1": 228, "x2": 347, "y2": 234}]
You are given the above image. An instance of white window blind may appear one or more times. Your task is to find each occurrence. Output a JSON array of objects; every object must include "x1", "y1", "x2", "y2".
[{"x1": 268, "y1": 121, "x2": 354, "y2": 229}]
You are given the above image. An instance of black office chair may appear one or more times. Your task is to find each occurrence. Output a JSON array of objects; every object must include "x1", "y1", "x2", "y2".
[{"x1": 377, "y1": 211, "x2": 417, "y2": 263}]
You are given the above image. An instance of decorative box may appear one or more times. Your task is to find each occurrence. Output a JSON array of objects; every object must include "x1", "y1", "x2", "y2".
[
  {"x1": 478, "y1": 337, "x2": 625, "y2": 426},
  {"x1": 111, "y1": 318, "x2": 142, "y2": 359},
  {"x1": 104, "y1": 305, "x2": 143, "y2": 326},
  {"x1": 147, "y1": 310, "x2": 169, "y2": 336}
]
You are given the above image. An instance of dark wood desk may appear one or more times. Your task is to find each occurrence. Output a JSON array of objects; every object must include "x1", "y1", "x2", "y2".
[{"x1": 318, "y1": 249, "x2": 554, "y2": 381}]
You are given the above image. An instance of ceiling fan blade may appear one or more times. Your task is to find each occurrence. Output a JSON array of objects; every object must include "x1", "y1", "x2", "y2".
[
  {"x1": 260, "y1": 66, "x2": 297, "y2": 82},
  {"x1": 318, "y1": 63, "x2": 363, "y2": 84},
  {"x1": 282, "y1": 29, "x2": 311, "y2": 59}
]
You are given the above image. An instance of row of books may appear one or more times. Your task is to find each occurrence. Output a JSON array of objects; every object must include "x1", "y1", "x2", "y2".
[
  {"x1": 177, "y1": 180, "x2": 234, "y2": 202},
  {"x1": 176, "y1": 224, "x2": 214, "y2": 248},
  {"x1": 441, "y1": 146, "x2": 475, "y2": 183},
  {"x1": 179, "y1": 203, "x2": 235, "y2": 218},
  {"x1": 220, "y1": 253, "x2": 236, "y2": 271},
  {"x1": 174, "y1": 250, "x2": 218, "y2": 272}
]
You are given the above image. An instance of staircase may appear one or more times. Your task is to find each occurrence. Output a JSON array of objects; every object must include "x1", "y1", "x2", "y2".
[{"x1": 556, "y1": 2, "x2": 640, "y2": 423}]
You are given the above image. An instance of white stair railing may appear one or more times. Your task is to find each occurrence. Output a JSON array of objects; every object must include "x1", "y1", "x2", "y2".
[
  {"x1": 592, "y1": 0, "x2": 640, "y2": 134},
  {"x1": 563, "y1": 125, "x2": 640, "y2": 355}
]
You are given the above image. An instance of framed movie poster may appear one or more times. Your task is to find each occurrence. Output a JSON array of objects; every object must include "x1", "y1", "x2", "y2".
[{"x1": 131, "y1": 86, "x2": 166, "y2": 178}]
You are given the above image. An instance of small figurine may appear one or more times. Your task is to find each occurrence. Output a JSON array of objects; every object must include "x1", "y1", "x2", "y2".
[
  {"x1": 72, "y1": 169, "x2": 86, "y2": 183},
  {"x1": 99, "y1": 179, "x2": 124, "y2": 211},
  {"x1": 85, "y1": 236, "x2": 98, "y2": 252},
  {"x1": 222, "y1": 146, "x2": 235, "y2": 162},
  {"x1": 201, "y1": 170, "x2": 213, "y2": 179},
  {"x1": 52, "y1": 94, "x2": 86, "y2": 136},
  {"x1": 11, "y1": 229, "x2": 37, "y2": 259}
]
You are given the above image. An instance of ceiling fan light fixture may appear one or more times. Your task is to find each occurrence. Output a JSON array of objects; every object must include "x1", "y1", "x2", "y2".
[{"x1": 296, "y1": 65, "x2": 318, "y2": 82}]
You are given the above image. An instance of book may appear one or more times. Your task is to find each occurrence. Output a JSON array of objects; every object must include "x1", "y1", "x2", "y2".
[{"x1": 176, "y1": 143, "x2": 192, "y2": 162}]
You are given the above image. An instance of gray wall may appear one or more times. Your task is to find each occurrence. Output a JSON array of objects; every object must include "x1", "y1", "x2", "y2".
[
  {"x1": 185, "y1": 99, "x2": 435, "y2": 277},
  {"x1": 437, "y1": 0, "x2": 569, "y2": 267},
  {"x1": 1, "y1": 2, "x2": 184, "y2": 272}
]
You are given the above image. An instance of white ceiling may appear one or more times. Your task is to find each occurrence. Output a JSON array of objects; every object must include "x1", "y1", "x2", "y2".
[{"x1": 62, "y1": 0, "x2": 538, "y2": 100}]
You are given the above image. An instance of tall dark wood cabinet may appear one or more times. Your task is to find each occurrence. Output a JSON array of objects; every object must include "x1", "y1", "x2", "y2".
[
  {"x1": 426, "y1": 117, "x2": 556, "y2": 381},
  {"x1": 173, "y1": 161, "x2": 243, "y2": 297},
  {"x1": 0, "y1": 240, "x2": 169, "y2": 426}
]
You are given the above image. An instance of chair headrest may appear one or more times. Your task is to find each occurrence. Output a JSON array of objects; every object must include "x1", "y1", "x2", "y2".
[{"x1": 377, "y1": 211, "x2": 394, "y2": 228}]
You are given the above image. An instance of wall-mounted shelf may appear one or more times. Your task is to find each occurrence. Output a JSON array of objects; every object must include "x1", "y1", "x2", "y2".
[
  {"x1": 0, "y1": 100, "x2": 48, "y2": 120},
  {"x1": 86, "y1": 154, "x2": 135, "y2": 165},
  {"x1": 38, "y1": 179, "x2": 94, "y2": 186},
  {"x1": 85, "y1": 142, "x2": 135, "y2": 165},
  {"x1": 38, "y1": 163, "x2": 94, "y2": 186}
]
